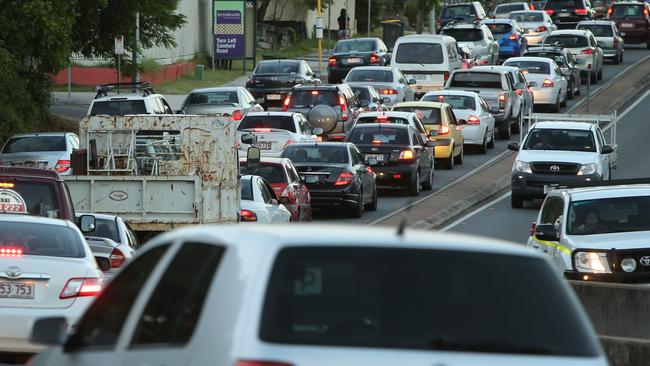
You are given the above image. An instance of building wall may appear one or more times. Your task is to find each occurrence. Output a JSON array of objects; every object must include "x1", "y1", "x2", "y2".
[{"x1": 262, "y1": 0, "x2": 356, "y2": 39}]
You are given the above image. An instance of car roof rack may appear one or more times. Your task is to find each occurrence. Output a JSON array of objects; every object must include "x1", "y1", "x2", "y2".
[{"x1": 94, "y1": 82, "x2": 155, "y2": 99}]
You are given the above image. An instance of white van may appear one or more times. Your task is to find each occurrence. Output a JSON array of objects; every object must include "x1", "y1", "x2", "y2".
[{"x1": 390, "y1": 35, "x2": 462, "y2": 99}]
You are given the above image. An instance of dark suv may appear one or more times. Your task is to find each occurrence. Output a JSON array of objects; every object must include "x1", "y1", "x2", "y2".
[
  {"x1": 283, "y1": 84, "x2": 361, "y2": 141},
  {"x1": 327, "y1": 38, "x2": 390, "y2": 83},
  {"x1": 544, "y1": 0, "x2": 594, "y2": 28},
  {"x1": 608, "y1": 2, "x2": 650, "y2": 48},
  {"x1": 246, "y1": 59, "x2": 321, "y2": 108}
]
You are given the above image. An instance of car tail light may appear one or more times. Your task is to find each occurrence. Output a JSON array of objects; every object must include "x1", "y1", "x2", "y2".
[
  {"x1": 542, "y1": 79, "x2": 555, "y2": 87},
  {"x1": 0, "y1": 182, "x2": 15, "y2": 188},
  {"x1": 334, "y1": 171, "x2": 354, "y2": 186},
  {"x1": 109, "y1": 248, "x2": 125, "y2": 268},
  {"x1": 535, "y1": 25, "x2": 548, "y2": 32},
  {"x1": 399, "y1": 149, "x2": 415, "y2": 161},
  {"x1": 530, "y1": 222, "x2": 537, "y2": 236},
  {"x1": 0, "y1": 247, "x2": 23, "y2": 257},
  {"x1": 467, "y1": 115, "x2": 480, "y2": 124},
  {"x1": 280, "y1": 185, "x2": 297, "y2": 205},
  {"x1": 369, "y1": 53, "x2": 380, "y2": 64},
  {"x1": 443, "y1": 71, "x2": 450, "y2": 81},
  {"x1": 283, "y1": 139, "x2": 296, "y2": 149},
  {"x1": 236, "y1": 361, "x2": 293, "y2": 366},
  {"x1": 607, "y1": 7, "x2": 612, "y2": 18},
  {"x1": 231, "y1": 110, "x2": 244, "y2": 121},
  {"x1": 60, "y1": 278, "x2": 102, "y2": 299},
  {"x1": 372, "y1": 139, "x2": 383, "y2": 144},
  {"x1": 437, "y1": 95, "x2": 445, "y2": 102},
  {"x1": 381, "y1": 89, "x2": 398, "y2": 94},
  {"x1": 439, "y1": 125, "x2": 450, "y2": 135},
  {"x1": 613, "y1": 37, "x2": 619, "y2": 48},
  {"x1": 509, "y1": 33, "x2": 519, "y2": 41},
  {"x1": 328, "y1": 56, "x2": 337, "y2": 67},
  {"x1": 339, "y1": 95, "x2": 349, "y2": 121},
  {"x1": 530, "y1": 4, "x2": 535, "y2": 10},
  {"x1": 545, "y1": 9, "x2": 554, "y2": 14},
  {"x1": 515, "y1": 89, "x2": 523, "y2": 96},
  {"x1": 240, "y1": 209, "x2": 257, "y2": 222},
  {"x1": 574, "y1": 8, "x2": 588, "y2": 15},
  {"x1": 282, "y1": 95, "x2": 291, "y2": 111},
  {"x1": 644, "y1": 7, "x2": 649, "y2": 17},
  {"x1": 55, "y1": 160, "x2": 71, "y2": 173},
  {"x1": 581, "y1": 48, "x2": 593, "y2": 55},
  {"x1": 498, "y1": 93, "x2": 507, "y2": 109},
  {"x1": 253, "y1": 128, "x2": 272, "y2": 132}
]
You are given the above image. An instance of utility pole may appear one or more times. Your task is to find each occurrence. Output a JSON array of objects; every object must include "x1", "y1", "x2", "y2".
[
  {"x1": 430, "y1": 7, "x2": 436, "y2": 34},
  {"x1": 368, "y1": 0, "x2": 371, "y2": 36},
  {"x1": 327, "y1": 0, "x2": 331, "y2": 52},
  {"x1": 317, "y1": 0, "x2": 323, "y2": 72},
  {"x1": 134, "y1": 12, "x2": 140, "y2": 82}
]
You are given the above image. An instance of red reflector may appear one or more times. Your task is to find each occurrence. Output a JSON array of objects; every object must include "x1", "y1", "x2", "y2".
[
  {"x1": 55, "y1": 160, "x2": 71, "y2": 173},
  {"x1": 581, "y1": 48, "x2": 593, "y2": 55},
  {"x1": 60, "y1": 278, "x2": 102, "y2": 299},
  {"x1": 253, "y1": 128, "x2": 272, "y2": 132},
  {"x1": 542, "y1": 79, "x2": 554, "y2": 87},
  {"x1": 328, "y1": 56, "x2": 337, "y2": 67},
  {"x1": 329, "y1": 135, "x2": 345, "y2": 141},
  {"x1": 0, "y1": 182, "x2": 15, "y2": 188},
  {"x1": 240, "y1": 209, "x2": 257, "y2": 222},
  {"x1": 545, "y1": 9, "x2": 554, "y2": 14},
  {"x1": 334, "y1": 171, "x2": 354, "y2": 186},
  {"x1": 109, "y1": 248, "x2": 125, "y2": 268},
  {"x1": 236, "y1": 361, "x2": 293, "y2": 366},
  {"x1": 516, "y1": 89, "x2": 523, "y2": 96},
  {"x1": 393, "y1": 173, "x2": 402, "y2": 179},
  {"x1": 231, "y1": 110, "x2": 244, "y2": 121},
  {"x1": 498, "y1": 94, "x2": 506, "y2": 101},
  {"x1": 467, "y1": 115, "x2": 480, "y2": 124},
  {"x1": 575, "y1": 8, "x2": 588, "y2": 14}
]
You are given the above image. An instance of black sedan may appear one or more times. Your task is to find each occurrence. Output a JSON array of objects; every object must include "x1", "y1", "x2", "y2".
[
  {"x1": 281, "y1": 142, "x2": 377, "y2": 218},
  {"x1": 246, "y1": 59, "x2": 321, "y2": 108},
  {"x1": 347, "y1": 123, "x2": 435, "y2": 196},
  {"x1": 328, "y1": 37, "x2": 391, "y2": 83}
]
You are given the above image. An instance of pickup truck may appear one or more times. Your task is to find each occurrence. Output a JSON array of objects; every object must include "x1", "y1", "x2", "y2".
[{"x1": 64, "y1": 115, "x2": 240, "y2": 241}]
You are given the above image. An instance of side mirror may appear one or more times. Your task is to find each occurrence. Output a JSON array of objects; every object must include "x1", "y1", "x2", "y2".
[
  {"x1": 620, "y1": 32, "x2": 626, "y2": 37},
  {"x1": 601, "y1": 145, "x2": 614, "y2": 154},
  {"x1": 534, "y1": 223, "x2": 559, "y2": 242},
  {"x1": 30, "y1": 317, "x2": 68, "y2": 346},
  {"x1": 426, "y1": 140, "x2": 437, "y2": 147},
  {"x1": 241, "y1": 133, "x2": 257, "y2": 145},
  {"x1": 367, "y1": 157, "x2": 378, "y2": 166},
  {"x1": 247, "y1": 147, "x2": 261, "y2": 170},
  {"x1": 78, "y1": 214, "x2": 96, "y2": 233},
  {"x1": 428, "y1": 130, "x2": 439, "y2": 137},
  {"x1": 95, "y1": 256, "x2": 111, "y2": 272},
  {"x1": 313, "y1": 72, "x2": 321, "y2": 79},
  {"x1": 507, "y1": 142, "x2": 519, "y2": 151},
  {"x1": 490, "y1": 106, "x2": 500, "y2": 114},
  {"x1": 408, "y1": 79, "x2": 417, "y2": 85},
  {"x1": 457, "y1": 119, "x2": 467, "y2": 125},
  {"x1": 279, "y1": 196, "x2": 291, "y2": 205},
  {"x1": 382, "y1": 97, "x2": 391, "y2": 104},
  {"x1": 313, "y1": 127, "x2": 324, "y2": 135}
]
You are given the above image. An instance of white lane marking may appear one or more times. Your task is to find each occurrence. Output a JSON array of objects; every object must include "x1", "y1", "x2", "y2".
[
  {"x1": 603, "y1": 89, "x2": 650, "y2": 132},
  {"x1": 442, "y1": 192, "x2": 512, "y2": 231}
]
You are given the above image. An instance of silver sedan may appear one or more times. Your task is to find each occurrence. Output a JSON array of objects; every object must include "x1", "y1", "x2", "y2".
[
  {"x1": 509, "y1": 10, "x2": 556, "y2": 46},
  {"x1": 503, "y1": 57, "x2": 568, "y2": 112},
  {"x1": 577, "y1": 20, "x2": 624, "y2": 64},
  {"x1": 179, "y1": 86, "x2": 263, "y2": 119},
  {"x1": 0, "y1": 132, "x2": 79, "y2": 175},
  {"x1": 343, "y1": 66, "x2": 415, "y2": 106}
]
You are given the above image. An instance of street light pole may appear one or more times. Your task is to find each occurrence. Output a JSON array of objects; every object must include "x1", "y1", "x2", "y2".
[
  {"x1": 134, "y1": 12, "x2": 140, "y2": 82},
  {"x1": 367, "y1": 0, "x2": 371, "y2": 36}
]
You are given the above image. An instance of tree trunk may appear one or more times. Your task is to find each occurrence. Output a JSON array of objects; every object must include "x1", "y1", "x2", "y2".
[
  {"x1": 257, "y1": 0, "x2": 271, "y2": 22},
  {"x1": 416, "y1": 11, "x2": 423, "y2": 34}
]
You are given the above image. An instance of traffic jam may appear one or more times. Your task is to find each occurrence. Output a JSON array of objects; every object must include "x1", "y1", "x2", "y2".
[{"x1": 2, "y1": 0, "x2": 650, "y2": 365}]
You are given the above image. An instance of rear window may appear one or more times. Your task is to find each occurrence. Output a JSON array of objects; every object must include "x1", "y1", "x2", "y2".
[
  {"x1": 525, "y1": 51, "x2": 567, "y2": 65},
  {"x1": 545, "y1": 35, "x2": 588, "y2": 47},
  {"x1": 441, "y1": 29, "x2": 484, "y2": 42},
  {"x1": 2, "y1": 136, "x2": 66, "y2": 153},
  {"x1": 392, "y1": 106, "x2": 442, "y2": 125},
  {"x1": 510, "y1": 12, "x2": 545, "y2": 22},
  {"x1": 441, "y1": 5, "x2": 477, "y2": 17},
  {"x1": 260, "y1": 247, "x2": 600, "y2": 357},
  {"x1": 545, "y1": 0, "x2": 582, "y2": 10},
  {"x1": 335, "y1": 40, "x2": 377, "y2": 53},
  {"x1": 356, "y1": 116, "x2": 410, "y2": 125},
  {"x1": 90, "y1": 100, "x2": 147, "y2": 115},
  {"x1": 240, "y1": 163, "x2": 287, "y2": 184},
  {"x1": 611, "y1": 4, "x2": 645, "y2": 18},
  {"x1": 241, "y1": 178, "x2": 254, "y2": 201},
  {"x1": 346, "y1": 70, "x2": 393, "y2": 83},
  {"x1": 496, "y1": 4, "x2": 527, "y2": 13},
  {"x1": 0, "y1": 221, "x2": 84, "y2": 258},
  {"x1": 348, "y1": 127, "x2": 410, "y2": 145},
  {"x1": 0, "y1": 184, "x2": 59, "y2": 218},
  {"x1": 395, "y1": 43, "x2": 443, "y2": 64},
  {"x1": 254, "y1": 61, "x2": 300, "y2": 74},
  {"x1": 486, "y1": 23, "x2": 513, "y2": 34},
  {"x1": 82, "y1": 218, "x2": 120, "y2": 243},
  {"x1": 504, "y1": 60, "x2": 551, "y2": 74},
  {"x1": 288, "y1": 90, "x2": 339, "y2": 108},
  {"x1": 422, "y1": 95, "x2": 476, "y2": 110},
  {"x1": 577, "y1": 24, "x2": 613, "y2": 37},
  {"x1": 282, "y1": 145, "x2": 349, "y2": 164},
  {"x1": 238, "y1": 116, "x2": 296, "y2": 132},
  {"x1": 352, "y1": 87, "x2": 371, "y2": 102},
  {"x1": 449, "y1": 72, "x2": 504, "y2": 89},
  {"x1": 184, "y1": 91, "x2": 239, "y2": 106}
]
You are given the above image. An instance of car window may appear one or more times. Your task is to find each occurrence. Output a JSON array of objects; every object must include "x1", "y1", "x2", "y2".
[
  {"x1": 510, "y1": 12, "x2": 545, "y2": 22},
  {"x1": 282, "y1": 145, "x2": 350, "y2": 164},
  {"x1": 411, "y1": 131, "x2": 422, "y2": 146},
  {"x1": 238, "y1": 115, "x2": 296, "y2": 132},
  {"x1": 486, "y1": 23, "x2": 513, "y2": 36},
  {"x1": 611, "y1": 4, "x2": 645, "y2": 18},
  {"x1": 185, "y1": 91, "x2": 240, "y2": 106},
  {"x1": 90, "y1": 100, "x2": 147, "y2": 115},
  {"x1": 577, "y1": 24, "x2": 613, "y2": 37},
  {"x1": 349, "y1": 147, "x2": 361, "y2": 165},
  {"x1": 567, "y1": 196, "x2": 650, "y2": 235},
  {"x1": 130, "y1": 242, "x2": 224, "y2": 347},
  {"x1": 442, "y1": 29, "x2": 484, "y2": 42},
  {"x1": 66, "y1": 244, "x2": 170, "y2": 350},
  {"x1": 392, "y1": 106, "x2": 442, "y2": 126},
  {"x1": 335, "y1": 39, "x2": 377, "y2": 53},
  {"x1": 545, "y1": 0, "x2": 582, "y2": 10},
  {"x1": 254, "y1": 61, "x2": 300, "y2": 74},
  {"x1": 0, "y1": 183, "x2": 60, "y2": 218},
  {"x1": 2, "y1": 136, "x2": 67, "y2": 153},
  {"x1": 240, "y1": 163, "x2": 287, "y2": 184},
  {"x1": 524, "y1": 128, "x2": 596, "y2": 152},
  {"x1": 441, "y1": 4, "x2": 477, "y2": 17},
  {"x1": 540, "y1": 196, "x2": 564, "y2": 225},
  {"x1": 258, "y1": 179, "x2": 275, "y2": 204},
  {"x1": 0, "y1": 221, "x2": 85, "y2": 258},
  {"x1": 346, "y1": 69, "x2": 393, "y2": 82},
  {"x1": 82, "y1": 217, "x2": 120, "y2": 243},
  {"x1": 348, "y1": 126, "x2": 410, "y2": 145},
  {"x1": 504, "y1": 60, "x2": 551, "y2": 74},
  {"x1": 260, "y1": 247, "x2": 601, "y2": 357},
  {"x1": 496, "y1": 3, "x2": 527, "y2": 13},
  {"x1": 241, "y1": 178, "x2": 254, "y2": 201},
  {"x1": 422, "y1": 94, "x2": 476, "y2": 110},
  {"x1": 288, "y1": 89, "x2": 339, "y2": 108},
  {"x1": 545, "y1": 35, "x2": 588, "y2": 48},
  {"x1": 395, "y1": 43, "x2": 443, "y2": 64},
  {"x1": 449, "y1": 72, "x2": 504, "y2": 89}
]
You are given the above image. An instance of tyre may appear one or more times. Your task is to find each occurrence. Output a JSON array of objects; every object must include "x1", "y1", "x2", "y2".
[
  {"x1": 351, "y1": 190, "x2": 363, "y2": 218},
  {"x1": 408, "y1": 170, "x2": 420, "y2": 196},
  {"x1": 597, "y1": 68, "x2": 603, "y2": 80},
  {"x1": 613, "y1": 53, "x2": 620, "y2": 65},
  {"x1": 422, "y1": 164, "x2": 433, "y2": 191},
  {"x1": 478, "y1": 134, "x2": 488, "y2": 154},
  {"x1": 454, "y1": 144, "x2": 464, "y2": 165},
  {"x1": 511, "y1": 193, "x2": 524, "y2": 209},
  {"x1": 560, "y1": 91, "x2": 567, "y2": 107},
  {"x1": 510, "y1": 111, "x2": 521, "y2": 134},
  {"x1": 590, "y1": 71, "x2": 597, "y2": 84},
  {"x1": 365, "y1": 186, "x2": 378, "y2": 210},
  {"x1": 567, "y1": 81, "x2": 575, "y2": 100},
  {"x1": 575, "y1": 77, "x2": 581, "y2": 95},
  {"x1": 498, "y1": 121, "x2": 511, "y2": 139},
  {"x1": 442, "y1": 148, "x2": 454, "y2": 169},
  {"x1": 487, "y1": 128, "x2": 495, "y2": 148},
  {"x1": 550, "y1": 96, "x2": 560, "y2": 113}
]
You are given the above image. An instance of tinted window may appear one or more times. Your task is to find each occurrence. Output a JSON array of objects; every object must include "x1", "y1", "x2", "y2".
[
  {"x1": 185, "y1": 91, "x2": 239, "y2": 106},
  {"x1": 0, "y1": 183, "x2": 59, "y2": 218},
  {"x1": 449, "y1": 72, "x2": 503, "y2": 89},
  {"x1": 241, "y1": 178, "x2": 254, "y2": 201},
  {"x1": 422, "y1": 95, "x2": 476, "y2": 110},
  {"x1": 348, "y1": 127, "x2": 410, "y2": 145},
  {"x1": 66, "y1": 244, "x2": 170, "y2": 350},
  {"x1": 356, "y1": 116, "x2": 410, "y2": 125},
  {"x1": 510, "y1": 12, "x2": 545, "y2": 22},
  {"x1": 81, "y1": 218, "x2": 120, "y2": 243},
  {"x1": 612, "y1": 4, "x2": 644, "y2": 17},
  {"x1": 546, "y1": 34, "x2": 589, "y2": 47},
  {"x1": 238, "y1": 116, "x2": 296, "y2": 132},
  {"x1": 504, "y1": 60, "x2": 551, "y2": 74},
  {"x1": 486, "y1": 23, "x2": 513, "y2": 35},
  {"x1": 392, "y1": 106, "x2": 442, "y2": 126},
  {"x1": 346, "y1": 70, "x2": 393, "y2": 82},
  {"x1": 2, "y1": 136, "x2": 66, "y2": 153},
  {"x1": 282, "y1": 145, "x2": 349, "y2": 164},
  {"x1": 352, "y1": 87, "x2": 371, "y2": 102},
  {"x1": 240, "y1": 163, "x2": 287, "y2": 184},
  {"x1": 441, "y1": 4, "x2": 476, "y2": 17},
  {"x1": 395, "y1": 43, "x2": 443, "y2": 64},
  {"x1": 90, "y1": 100, "x2": 147, "y2": 115},
  {"x1": 441, "y1": 29, "x2": 483, "y2": 42},
  {"x1": 496, "y1": 4, "x2": 527, "y2": 13},
  {"x1": 335, "y1": 40, "x2": 377, "y2": 53},
  {"x1": 524, "y1": 128, "x2": 596, "y2": 152},
  {"x1": 254, "y1": 61, "x2": 300, "y2": 74},
  {"x1": 260, "y1": 247, "x2": 600, "y2": 357},
  {"x1": 288, "y1": 90, "x2": 339, "y2": 108},
  {"x1": 525, "y1": 51, "x2": 568, "y2": 66},
  {"x1": 130, "y1": 242, "x2": 224, "y2": 347},
  {"x1": 545, "y1": 0, "x2": 582, "y2": 10},
  {"x1": 577, "y1": 24, "x2": 613, "y2": 37},
  {"x1": 0, "y1": 221, "x2": 84, "y2": 258},
  {"x1": 568, "y1": 196, "x2": 650, "y2": 235}
]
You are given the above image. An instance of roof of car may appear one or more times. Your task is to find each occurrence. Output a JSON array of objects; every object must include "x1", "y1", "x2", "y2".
[
  {"x1": 532, "y1": 121, "x2": 594, "y2": 130},
  {"x1": 7, "y1": 132, "x2": 75, "y2": 138},
  {"x1": 443, "y1": 23, "x2": 484, "y2": 29},
  {"x1": 423, "y1": 90, "x2": 480, "y2": 98},
  {"x1": 562, "y1": 184, "x2": 650, "y2": 201},
  {"x1": 611, "y1": 1, "x2": 646, "y2": 5},
  {"x1": 0, "y1": 166, "x2": 62, "y2": 180},
  {"x1": 482, "y1": 18, "x2": 518, "y2": 24},
  {"x1": 509, "y1": 10, "x2": 547, "y2": 14},
  {"x1": 396, "y1": 34, "x2": 456, "y2": 43},
  {"x1": 463, "y1": 66, "x2": 511, "y2": 74},
  {"x1": 577, "y1": 20, "x2": 616, "y2": 25},
  {"x1": 550, "y1": 29, "x2": 592, "y2": 36},
  {"x1": 337, "y1": 37, "x2": 380, "y2": 43},
  {"x1": 506, "y1": 56, "x2": 555, "y2": 63},
  {"x1": 75, "y1": 212, "x2": 118, "y2": 220},
  {"x1": 357, "y1": 111, "x2": 415, "y2": 118},
  {"x1": 0, "y1": 213, "x2": 74, "y2": 227},
  {"x1": 93, "y1": 94, "x2": 163, "y2": 102},
  {"x1": 352, "y1": 122, "x2": 410, "y2": 129},
  {"x1": 293, "y1": 84, "x2": 346, "y2": 90},
  {"x1": 288, "y1": 141, "x2": 352, "y2": 147},
  {"x1": 189, "y1": 86, "x2": 242, "y2": 94},
  {"x1": 257, "y1": 59, "x2": 301, "y2": 64},
  {"x1": 347, "y1": 66, "x2": 395, "y2": 72},
  {"x1": 393, "y1": 101, "x2": 445, "y2": 108}
]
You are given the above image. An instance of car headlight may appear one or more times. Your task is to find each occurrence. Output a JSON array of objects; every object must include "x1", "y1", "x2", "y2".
[
  {"x1": 574, "y1": 251, "x2": 611, "y2": 273},
  {"x1": 577, "y1": 163, "x2": 597, "y2": 176},
  {"x1": 513, "y1": 160, "x2": 532, "y2": 174}
]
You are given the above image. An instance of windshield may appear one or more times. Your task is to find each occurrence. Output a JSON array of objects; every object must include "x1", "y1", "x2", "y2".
[
  {"x1": 449, "y1": 72, "x2": 503, "y2": 89},
  {"x1": 568, "y1": 196, "x2": 650, "y2": 235},
  {"x1": 504, "y1": 60, "x2": 550, "y2": 74},
  {"x1": 544, "y1": 35, "x2": 588, "y2": 47},
  {"x1": 346, "y1": 70, "x2": 393, "y2": 82},
  {"x1": 82, "y1": 218, "x2": 120, "y2": 243},
  {"x1": 393, "y1": 106, "x2": 442, "y2": 125},
  {"x1": 442, "y1": 29, "x2": 484, "y2": 42},
  {"x1": 356, "y1": 116, "x2": 410, "y2": 125},
  {"x1": 185, "y1": 91, "x2": 239, "y2": 106},
  {"x1": 577, "y1": 24, "x2": 613, "y2": 37},
  {"x1": 510, "y1": 12, "x2": 544, "y2": 22},
  {"x1": 282, "y1": 145, "x2": 349, "y2": 164},
  {"x1": 0, "y1": 221, "x2": 84, "y2": 258},
  {"x1": 612, "y1": 4, "x2": 645, "y2": 18},
  {"x1": 422, "y1": 95, "x2": 476, "y2": 110},
  {"x1": 348, "y1": 127, "x2": 410, "y2": 145},
  {"x1": 2, "y1": 136, "x2": 66, "y2": 153},
  {"x1": 260, "y1": 247, "x2": 600, "y2": 357},
  {"x1": 335, "y1": 40, "x2": 377, "y2": 53},
  {"x1": 441, "y1": 5, "x2": 476, "y2": 18},
  {"x1": 545, "y1": 0, "x2": 582, "y2": 10},
  {"x1": 90, "y1": 100, "x2": 147, "y2": 115},
  {"x1": 524, "y1": 128, "x2": 596, "y2": 152},
  {"x1": 496, "y1": 4, "x2": 527, "y2": 13},
  {"x1": 395, "y1": 43, "x2": 443, "y2": 64},
  {"x1": 240, "y1": 163, "x2": 287, "y2": 184},
  {"x1": 254, "y1": 61, "x2": 300, "y2": 74},
  {"x1": 486, "y1": 23, "x2": 513, "y2": 35},
  {"x1": 288, "y1": 90, "x2": 339, "y2": 108},
  {"x1": 238, "y1": 115, "x2": 296, "y2": 132}
]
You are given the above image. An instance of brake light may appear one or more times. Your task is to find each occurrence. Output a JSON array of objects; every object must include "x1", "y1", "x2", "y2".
[
  {"x1": 60, "y1": 278, "x2": 102, "y2": 299},
  {"x1": 253, "y1": 128, "x2": 272, "y2": 132},
  {"x1": 372, "y1": 139, "x2": 383, "y2": 144},
  {"x1": 369, "y1": 53, "x2": 380, "y2": 64},
  {"x1": 644, "y1": 7, "x2": 649, "y2": 17},
  {"x1": 334, "y1": 171, "x2": 354, "y2": 186},
  {"x1": 535, "y1": 25, "x2": 548, "y2": 32},
  {"x1": 231, "y1": 110, "x2": 244, "y2": 122},
  {"x1": 498, "y1": 94, "x2": 507, "y2": 109},
  {"x1": 283, "y1": 139, "x2": 296, "y2": 148},
  {"x1": 55, "y1": 160, "x2": 71, "y2": 173},
  {"x1": 607, "y1": 7, "x2": 612, "y2": 17},
  {"x1": 240, "y1": 209, "x2": 257, "y2": 222},
  {"x1": 546, "y1": 9, "x2": 554, "y2": 14},
  {"x1": 530, "y1": 222, "x2": 537, "y2": 236},
  {"x1": 236, "y1": 361, "x2": 293, "y2": 366},
  {"x1": 282, "y1": 95, "x2": 291, "y2": 111},
  {"x1": 376, "y1": 114, "x2": 389, "y2": 121},
  {"x1": 530, "y1": 4, "x2": 535, "y2": 10},
  {"x1": 439, "y1": 125, "x2": 450, "y2": 135},
  {"x1": 542, "y1": 79, "x2": 555, "y2": 87},
  {"x1": 443, "y1": 71, "x2": 450, "y2": 81},
  {"x1": 339, "y1": 95, "x2": 349, "y2": 121},
  {"x1": 0, "y1": 247, "x2": 23, "y2": 257},
  {"x1": 516, "y1": 89, "x2": 523, "y2": 96},
  {"x1": 0, "y1": 182, "x2": 15, "y2": 188},
  {"x1": 381, "y1": 89, "x2": 398, "y2": 94},
  {"x1": 399, "y1": 149, "x2": 415, "y2": 161},
  {"x1": 109, "y1": 248, "x2": 125, "y2": 268},
  {"x1": 328, "y1": 56, "x2": 337, "y2": 67},
  {"x1": 581, "y1": 48, "x2": 593, "y2": 55},
  {"x1": 467, "y1": 115, "x2": 480, "y2": 124},
  {"x1": 575, "y1": 8, "x2": 588, "y2": 15},
  {"x1": 437, "y1": 95, "x2": 445, "y2": 102},
  {"x1": 509, "y1": 33, "x2": 519, "y2": 41}
]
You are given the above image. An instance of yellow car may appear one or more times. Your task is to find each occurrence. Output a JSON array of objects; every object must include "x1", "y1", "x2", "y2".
[{"x1": 392, "y1": 101, "x2": 464, "y2": 169}]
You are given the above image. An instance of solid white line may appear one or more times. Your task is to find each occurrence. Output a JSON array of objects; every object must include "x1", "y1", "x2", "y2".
[
  {"x1": 441, "y1": 192, "x2": 511, "y2": 231},
  {"x1": 612, "y1": 89, "x2": 650, "y2": 121}
]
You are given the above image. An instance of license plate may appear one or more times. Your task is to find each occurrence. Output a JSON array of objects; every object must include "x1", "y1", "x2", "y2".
[
  {"x1": 0, "y1": 282, "x2": 35, "y2": 299},
  {"x1": 257, "y1": 142, "x2": 272, "y2": 150},
  {"x1": 346, "y1": 57, "x2": 363, "y2": 64},
  {"x1": 543, "y1": 185, "x2": 559, "y2": 194},
  {"x1": 366, "y1": 153, "x2": 385, "y2": 162},
  {"x1": 301, "y1": 175, "x2": 320, "y2": 183},
  {"x1": 559, "y1": 12, "x2": 570, "y2": 16},
  {"x1": 621, "y1": 23, "x2": 634, "y2": 28},
  {"x1": 410, "y1": 74, "x2": 428, "y2": 80},
  {"x1": 266, "y1": 94, "x2": 282, "y2": 100}
]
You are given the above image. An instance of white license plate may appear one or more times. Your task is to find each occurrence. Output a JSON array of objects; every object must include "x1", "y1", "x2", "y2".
[
  {"x1": 366, "y1": 153, "x2": 385, "y2": 162},
  {"x1": 257, "y1": 142, "x2": 272, "y2": 150},
  {"x1": 301, "y1": 175, "x2": 320, "y2": 183},
  {"x1": 543, "y1": 185, "x2": 558, "y2": 194},
  {"x1": 0, "y1": 282, "x2": 34, "y2": 299},
  {"x1": 346, "y1": 57, "x2": 363, "y2": 64},
  {"x1": 621, "y1": 23, "x2": 634, "y2": 28},
  {"x1": 559, "y1": 12, "x2": 570, "y2": 16},
  {"x1": 266, "y1": 94, "x2": 282, "y2": 100}
]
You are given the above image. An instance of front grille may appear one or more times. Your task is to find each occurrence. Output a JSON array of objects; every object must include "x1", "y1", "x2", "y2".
[
  {"x1": 612, "y1": 249, "x2": 650, "y2": 273},
  {"x1": 531, "y1": 162, "x2": 579, "y2": 174}
]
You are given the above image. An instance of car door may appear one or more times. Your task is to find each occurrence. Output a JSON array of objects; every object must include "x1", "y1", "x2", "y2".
[
  {"x1": 257, "y1": 178, "x2": 288, "y2": 223},
  {"x1": 286, "y1": 161, "x2": 310, "y2": 217},
  {"x1": 349, "y1": 145, "x2": 370, "y2": 202},
  {"x1": 411, "y1": 128, "x2": 431, "y2": 176},
  {"x1": 553, "y1": 62, "x2": 568, "y2": 97},
  {"x1": 445, "y1": 105, "x2": 463, "y2": 150},
  {"x1": 397, "y1": 70, "x2": 414, "y2": 101},
  {"x1": 505, "y1": 72, "x2": 522, "y2": 117},
  {"x1": 534, "y1": 197, "x2": 565, "y2": 264}
]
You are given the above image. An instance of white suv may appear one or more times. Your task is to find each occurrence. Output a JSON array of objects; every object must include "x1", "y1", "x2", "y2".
[
  {"x1": 441, "y1": 23, "x2": 500, "y2": 65},
  {"x1": 87, "y1": 82, "x2": 174, "y2": 116}
]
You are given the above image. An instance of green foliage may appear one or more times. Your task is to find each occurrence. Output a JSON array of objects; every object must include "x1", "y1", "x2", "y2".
[
  {"x1": 404, "y1": 0, "x2": 436, "y2": 31},
  {"x1": 355, "y1": 0, "x2": 388, "y2": 34}
]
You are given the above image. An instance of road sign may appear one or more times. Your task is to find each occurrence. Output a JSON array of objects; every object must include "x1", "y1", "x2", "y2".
[{"x1": 115, "y1": 36, "x2": 125, "y2": 55}]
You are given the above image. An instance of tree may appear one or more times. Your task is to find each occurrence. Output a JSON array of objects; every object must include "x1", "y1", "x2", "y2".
[
  {"x1": 405, "y1": 0, "x2": 434, "y2": 33},
  {"x1": 355, "y1": 0, "x2": 388, "y2": 35}
]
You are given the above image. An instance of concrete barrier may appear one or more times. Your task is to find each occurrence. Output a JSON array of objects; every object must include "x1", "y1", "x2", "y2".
[{"x1": 600, "y1": 336, "x2": 650, "y2": 366}]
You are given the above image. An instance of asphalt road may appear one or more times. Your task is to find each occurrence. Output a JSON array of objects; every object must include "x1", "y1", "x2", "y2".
[
  {"x1": 446, "y1": 87, "x2": 650, "y2": 244},
  {"x1": 314, "y1": 46, "x2": 650, "y2": 223}
]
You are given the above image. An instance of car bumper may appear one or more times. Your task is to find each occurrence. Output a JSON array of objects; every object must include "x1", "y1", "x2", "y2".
[
  {"x1": 531, "y1": 87, "x2": 559, "y2": 104},
  {"x1": 308, "y1": 187, "x2": 359, "y2": 209},
  {"x1": 247, "y1": 88, "x2": 291, "y2": 106},
  {"x1": 238, "y1": 149, "x2": 284, "y2": 158},
  {"x1": 565, "y1": 270, "x2": 650, "y2": 283},
  {"x1": 373, "y1": 165, "x2": 416, "y2": 188},
  {"x1": 620, "y1": 29, "x2": 650, "y2": 43},
  {"x1": 434, "y1": 139, "x2": 453, "y2": 159},
  {"x1": 601, "y1": 47, "x2": 619, "y2": 58},
  {"x1": 0, "y1": 297, "x2": 94, "y2": 354},
  {"x1": 523, "y1": 34, "x2": 546, "y2": 45},
  {"x1": 511, "y1": 172, "x2": 602, "y2": 198},
  {"x1": 459, "y1": 125, "x2": 485, "y2": 145}
]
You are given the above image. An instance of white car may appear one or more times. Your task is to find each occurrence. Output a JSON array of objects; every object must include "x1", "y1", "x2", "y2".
[
  {"x1": 87, "y1": 82, "x2": 174, "y2": 115},
  {"x1": 545, "y1": 30, "x2": 604, "y2": 84},
  {"x1": 0, "y1": 214, "x2": 102, "y2": 359},
  {"x1": 237, "y1": 112, "x2": 322, "y2": 158},
  {"x1": 343, "y1": 66, "x2": 416, "y2": 105},
  {"x1": 421, "y1": 90, "x2": 496, "y2": 153},
  {"x1": 528, "y1": 183, "x2": 650, "y2": 282},
  {"x1": 179, "y1": 86, "x2": 263, "y2": 118},
  {"x1": 0, "y1": 133, "x2": 79, "y2": 176},
  {"x1": 509, "y1": 10, "x2": 557, "y2": 45},
  {"x1": 493, "y1": 1, "x2": 531, "y2": 18},
  {"x1": 353, "y1": 111, "x2": 427, "y2": 139},
  {"x1": 440, "y1": 23, "x2": 500, "y2": 65},
  {"x1": 504, "y1": 57, "x2": 568, "y2": 112},
  {"x1": 240, "y1": 175, "x2": 291, "y2": 223},
  {"x1": 30, "y1": 225, "x2": 607, "y2": 366}
]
